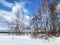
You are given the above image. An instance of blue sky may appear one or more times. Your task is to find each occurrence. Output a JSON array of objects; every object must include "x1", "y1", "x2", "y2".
[
  {"x1": 0, "y1": 0, "x2": 42, "y2": 30},
  {"x1": 0, "y1": 0, "x2": 42, "y2": 16},
  {"x1": 0, "y1": 0, "x2": 42, "y2": 29},
  {"x1": 0, "y1": 0, "x2": 60, "y2": 30},
  {"x1": 0, "y1": 0, "x2": 60, "y2": 16}
]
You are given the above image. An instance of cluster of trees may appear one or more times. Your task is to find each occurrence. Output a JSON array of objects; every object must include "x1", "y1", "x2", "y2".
[
  {"x1": 31, "y1": 0, "x2": 60, "y2": 37},
  {"x1": 5, "y1": 0, "x2": 60, "y2": 38}
]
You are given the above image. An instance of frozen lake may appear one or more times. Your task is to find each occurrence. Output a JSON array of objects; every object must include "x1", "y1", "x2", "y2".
[{"x1": 0, "y1": 34, "x2": 60, "y2": 45}]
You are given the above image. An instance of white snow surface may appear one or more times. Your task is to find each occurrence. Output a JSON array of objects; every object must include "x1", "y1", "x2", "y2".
[{"x1": 0, "y1": 34, "x2": 60, "y2": 45}]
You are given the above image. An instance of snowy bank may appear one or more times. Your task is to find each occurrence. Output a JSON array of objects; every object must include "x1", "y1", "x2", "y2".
[{"x1": 0, "y1": 34, "x2": 60, "y2": 45}]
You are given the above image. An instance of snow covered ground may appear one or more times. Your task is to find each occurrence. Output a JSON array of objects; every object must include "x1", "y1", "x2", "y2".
[{"x1": 0, "y1": 34, "x2": 60, "y2": 45}]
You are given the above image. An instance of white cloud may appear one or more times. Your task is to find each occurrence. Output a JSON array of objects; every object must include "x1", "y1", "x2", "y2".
[
  {"x1": 3, "y1": 14, "x2": 16, "y2": 22},
  {"x1": 12, "y1": 2, "x2": 30, "y2": 25},
  {"x1": 25, "y1": 15, "x2": 30, "y2": 20},
  {"x1": 56, "y1": 4, "x2": 60, "y2": 13},
  {"x1": 0, "y1": 1, "x2": 31, "y2": 25},
  {"x1": 24, "y1": 15, "x2": 30, "y2": 26},
  {"x1": 0, "y1": 10, "x2": 16, "y2": 22},
  {"x1": 0, "y1": 0, "x2": 14, "y2": 8},
  {"x1": 12, "y1": 2, "x2": 29, "y2": 14}
]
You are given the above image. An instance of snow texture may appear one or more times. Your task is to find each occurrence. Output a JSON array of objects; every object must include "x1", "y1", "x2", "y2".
[{"x1": 0, "y1": 34, "x2": 60, "y2": 45}]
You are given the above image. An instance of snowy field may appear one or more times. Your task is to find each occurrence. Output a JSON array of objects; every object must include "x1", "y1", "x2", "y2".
[{"x1": 0, "y1": 34, "x2": 60, "y2": 45}]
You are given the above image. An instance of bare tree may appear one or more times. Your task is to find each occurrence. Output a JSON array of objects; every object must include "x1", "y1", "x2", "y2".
[{"x1": 49, "y1": 0, "x2": 57, "y2": 32}]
